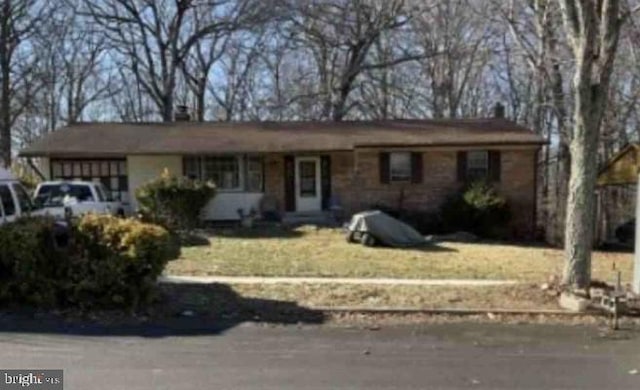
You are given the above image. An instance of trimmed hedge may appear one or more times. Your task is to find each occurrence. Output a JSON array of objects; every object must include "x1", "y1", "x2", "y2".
[
  {"x1": 0, "y1": 215, "x2": 180, "y2": 311},
  {"x1": 135, "y1": 169, "x2": 216, "y2": 233}
]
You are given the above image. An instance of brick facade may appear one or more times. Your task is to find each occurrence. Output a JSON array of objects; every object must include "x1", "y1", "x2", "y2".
[{"x1": 264, "y1": 147, "x2": 538, "y2": 238}]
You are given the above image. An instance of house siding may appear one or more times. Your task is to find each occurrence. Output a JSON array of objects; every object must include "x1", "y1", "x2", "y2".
[
  {"x1": 127, "y1": 155, "x2": 183, "y2": 211},
  {"x1": 353, "y1": 148, "x2": 537, "y2": 238},
  {"x1": 39, "y1": 157, "x2": 51, "y2": 179},
  {"x1": 41, "y1": 147, "x2": 536, "y2": 236},
  {"x1": 495, "y1": 149, "x2": 537, "y2": 238},
  {"x1": 263, "y1": 152, "x2": 355, "y2": 213},
  {"x1": 263, "y1": 148, "x2": 537, "y2": 238},
  {"x1": 350, "y1": 150, "x2": 460, "y2": 212}
]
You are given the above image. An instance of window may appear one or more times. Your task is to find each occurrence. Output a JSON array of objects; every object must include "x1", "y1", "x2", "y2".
[
  {"x1": 12, "y1": 184, "x2": 34, "y2": 212},
  {"x1": 203, "y1": 156, "x2": 240, "y2": 190},
  {"x1": 35, "y1": 183, "x2": 95, "y2": 207},
  {"x1": 0, "y1": 185, "x2": 15, "y2": 216},
  {"x1": 97, "y1": 183, "x2": 113, "y2": 202},
  {"x1": 50, "y1": 159, "x2": 128, "y2": 203},
  {"x1": 298, "y1": 160, "x2": 317, "y2": 197},
  {"x1": 184, "y1": 156, "x2": 200, "y2": 180},
  {"x1": 246, "y1": 157, "x2": 264, "y2": 192},
  {"x1": 389, "y1": 152, "x2": 412, "y2": 182},
  {"x1": 184, "y1": 155, "x2": 265, "y2": 192},
  {"x1": 466, "y1": 151, "x2": 489, "y2": 181}
]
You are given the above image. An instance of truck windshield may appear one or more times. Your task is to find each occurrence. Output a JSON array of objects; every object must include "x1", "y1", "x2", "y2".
[
  {"x1": 12, "y1": 183, "x2": 37, "y2": 212},
  {"x1": 35, "y1": 183, "x2": 95, "y2": 207}
]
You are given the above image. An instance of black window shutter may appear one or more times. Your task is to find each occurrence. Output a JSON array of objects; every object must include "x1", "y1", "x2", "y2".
[
  {"x1": 261, "y1": 156, "x2": 266, "y2": 192},
  {"x1": 284, "y1": 155, "x2": 295, "y2": 212},
  {"x1": 489, "y1": 151, "x2": 501, "y2": 182},
  {"x1": 457, "y1": 151, "x2": 468, "y2": 182},
  {"x1": 379, "y1": 152, "x2": 390, "y2": 184},
  {"x1": 411, "y1": 152, "x2": 423, "y2": 184},
  {"x1": 320, "y1": 155, "x2": 331, "y2": 210}
]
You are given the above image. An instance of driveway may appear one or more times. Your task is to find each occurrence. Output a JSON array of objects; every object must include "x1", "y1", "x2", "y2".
[{"x1": 2, "y1": 322, "x2": 640, "y2": 389}]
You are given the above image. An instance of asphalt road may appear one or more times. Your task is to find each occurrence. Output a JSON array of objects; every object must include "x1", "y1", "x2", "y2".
[{"x1": 2, "y1": 322, "x2": 640, "y2": 390}]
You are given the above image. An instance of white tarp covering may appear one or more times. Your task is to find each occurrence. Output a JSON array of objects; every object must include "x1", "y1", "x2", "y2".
[{"x1": 347, "y1": 210, "x2": 426, "y2": 247}]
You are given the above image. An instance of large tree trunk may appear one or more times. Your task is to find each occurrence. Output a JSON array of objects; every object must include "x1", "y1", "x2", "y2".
[
  {"x1": 161, "y1": 94, "x2": 174, "y2": 122},
  {"x1": 558, "y1": 0, "x2": 622, "y2": 289},
  {"x1": 196, "y1": 81, "x2": 206, "y2": 122},
  {"x1": 563, "y1": 116, "x2": 599, "y2": 287}
]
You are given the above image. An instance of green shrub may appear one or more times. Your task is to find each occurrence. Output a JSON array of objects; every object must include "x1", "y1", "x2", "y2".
[
  {"x1": 69, "y1": 214, "x2": 180, "y2": 309},
  {"x1": 0, "y1": 217, "x2": 66, "y2": 307},
  {"x1": 439, "y1": 181, "x2": 511, "y2": 239},
  {"x1": 135, "y1": 169, "x2": 216, "y2": 233},
  {"x1": 0, "y1": 214, "x2": 180, "y2": 311}
]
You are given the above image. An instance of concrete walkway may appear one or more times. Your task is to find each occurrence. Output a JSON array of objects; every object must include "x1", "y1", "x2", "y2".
[{"x1": 160, "y1": 275, "x2": 519, "y2": 286}]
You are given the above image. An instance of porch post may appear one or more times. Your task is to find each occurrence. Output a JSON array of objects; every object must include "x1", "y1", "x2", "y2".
[{"x1": 634, "y1": 175, "x2": 640, "y2": 294}]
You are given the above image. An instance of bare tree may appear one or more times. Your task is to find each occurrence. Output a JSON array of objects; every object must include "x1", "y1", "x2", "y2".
[
  {"x1": 413, "y1": 0, "x2": 495, "y2": 119},
  {"x1": 180, "y1": 4, "x2": 234, "y2": 122},
  {"x1": 82, "y1": 0, "x2": 260, "y2": 122},
  {"x1": 208, "y1": 33, "x2": 264, "y2": 121},
  {"x1": 498, "y1": 0, "x2": 572, "y2": 245},
  {"x1": 282, "y1": 0, "x2": 425, "y2": 121},
  {"x1": 558, "y1": 0, "x2": 632, "y2": 288},
  {"x1": 0, "y1": 0, "x2": 46, "y2": 166}
]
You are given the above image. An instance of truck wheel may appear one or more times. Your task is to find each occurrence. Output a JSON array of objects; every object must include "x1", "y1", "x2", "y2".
[
  {"x1": 360, "y1": 233, "x2": 376, "y2": 247},
  {"x1": 116, "y1": 209, "x2": 125, "y2": 218}
]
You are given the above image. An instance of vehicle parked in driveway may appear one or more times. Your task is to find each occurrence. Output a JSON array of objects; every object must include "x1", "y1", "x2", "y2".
[
  {"x1": 33, "y1": 181, "x2": 126, "y2": 219},
  {"x1": 0, "y1": 168, "x2": 44, "y2": 224}
]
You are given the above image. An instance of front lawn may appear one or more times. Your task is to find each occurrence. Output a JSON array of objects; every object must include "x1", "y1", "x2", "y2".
[{"x1": 166, "y1": 226, "x2": 633, "y2": 283}]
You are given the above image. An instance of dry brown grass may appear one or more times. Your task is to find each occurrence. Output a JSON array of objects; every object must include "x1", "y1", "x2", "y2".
[
  {"x1": 167, "y1": 226, "x2": 633, "y2": 283},
  {"x1": 230, "y1": 283, "x2": 559, "y2": 310}
]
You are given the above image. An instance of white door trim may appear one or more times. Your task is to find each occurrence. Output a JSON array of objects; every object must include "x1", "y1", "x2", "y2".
[{"x1": 294, "y1": 156, "x2": 322, "y2": 212}]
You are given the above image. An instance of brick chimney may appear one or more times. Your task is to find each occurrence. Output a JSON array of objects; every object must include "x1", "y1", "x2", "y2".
[
  {"x1": 175, "y1": 105, "x2": 191, "y2": 121},
  {"x1": 493, "y1": 102, "x2": 505, "y2": 119}
]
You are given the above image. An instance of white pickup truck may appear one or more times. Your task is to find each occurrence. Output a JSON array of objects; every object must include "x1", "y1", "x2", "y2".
[{"x1": 33, "y1": 181, "x2": 127, "y2": 219}]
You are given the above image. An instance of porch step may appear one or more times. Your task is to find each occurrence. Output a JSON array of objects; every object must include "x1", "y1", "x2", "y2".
[{"x1": 282, "y1": 211, "x2": 340, "y2": 227}]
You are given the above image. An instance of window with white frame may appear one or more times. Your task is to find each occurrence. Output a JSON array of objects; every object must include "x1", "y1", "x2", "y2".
[
  {"x1": 183, "y1": 155, "x2": 264, "y2": 192},
  {"x1": 203, "y1": 156, "x2": 240, "y2": 190},
  {"x1": 466, "y1": 151, "x2": 489, "y2": 180},
  {"x1": 389, "y1": 152, "x2": 412, "y2": 182},
  {"x1": 246, "y1": 156, "x2": 264, "y2": 192}
]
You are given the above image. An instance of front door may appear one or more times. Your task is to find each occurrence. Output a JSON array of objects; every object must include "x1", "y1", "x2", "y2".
[{"x1": 295, "y1": 157, "x2": 322, "y2": 212}]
